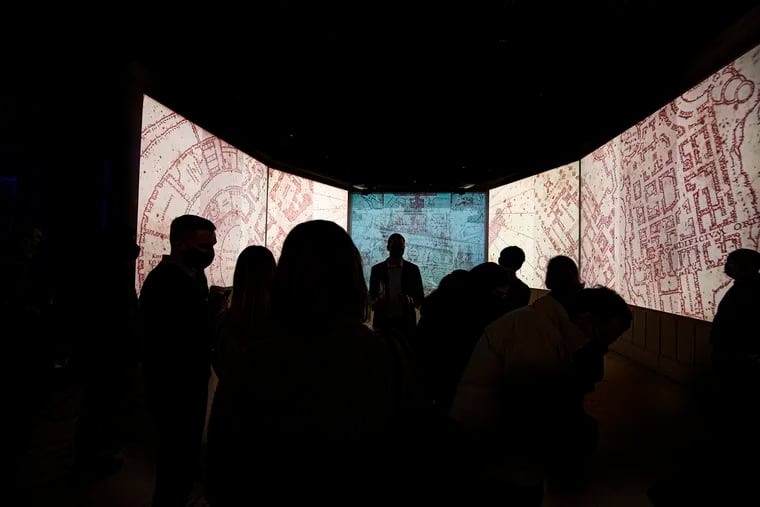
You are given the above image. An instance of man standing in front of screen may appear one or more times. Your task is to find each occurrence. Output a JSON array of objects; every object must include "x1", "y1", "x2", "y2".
[
  {"x1": 369, "y1": 233, "x2": 425, "y2": 343},
  {"x1": 139, "y1": 214, "x2": 219, "y2": 507}
]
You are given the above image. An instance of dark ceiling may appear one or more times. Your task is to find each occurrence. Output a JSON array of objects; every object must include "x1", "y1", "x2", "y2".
[{"x1": 3, "y1": 1, "x2": 760, "y2": 194}]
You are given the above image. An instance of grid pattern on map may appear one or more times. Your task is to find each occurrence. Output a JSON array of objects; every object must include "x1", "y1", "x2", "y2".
[
  {"x1": 265, "y1": 168, "x2": 348, "y2": 261},
  {"x1": 580, "y1": 46, "x2": 760, "y2": 321},
  {"x1": 351, "y1": 193, "x2": 486, "y2": 294},
  {"x1": 488, "y1": 163, "x2": 580, "y2": 288},
  {"x1": 137, "y1": 96, "x2": 268, "y2": 290}
]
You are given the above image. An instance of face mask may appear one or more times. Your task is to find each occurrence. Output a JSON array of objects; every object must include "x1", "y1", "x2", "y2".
[{"x1": 186, "y1": 249, "x2": 215, "y2": 269}]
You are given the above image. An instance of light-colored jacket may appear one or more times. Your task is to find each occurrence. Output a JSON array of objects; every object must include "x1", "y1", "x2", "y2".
[{"x1": 450, "y1": 294, "x2": 590, "y2": 454}]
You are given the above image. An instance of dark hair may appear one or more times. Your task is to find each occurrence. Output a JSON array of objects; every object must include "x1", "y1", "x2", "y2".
[
  {"x1": 273, "y1": 220, "x2": 369, "y2": 330},
  {"x1": 229, "y1": 245, "x2": 276, "y2": 328},
  {"x1": 469, "y1": 262, "x2": 509, "y2": 292},
  {"x1": 545, "y1": 255, "x2": 580, "y2": 291},
  {"x1": 169, "y1": 214, "x2": 216, "y2": 246},
  {"x1": 499, "y1": 246, "x2": 525, "y2": 270},
  {"x1": 387, "y1": 233, "x2": 405, "y2": 245},
  {"x1": 438, "y1": 269, "x2": 472, "y2": 292},
  {"x1": 727, "y1": 248, "x2": 760, "y2": 270},
  {"x1": 566, "y1": 285, "x2": 632, "y2": 333}
]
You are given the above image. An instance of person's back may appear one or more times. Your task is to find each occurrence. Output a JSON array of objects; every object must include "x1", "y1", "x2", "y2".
[
  {"x1": 206, "y1": 220, "x2": 436, "y2": 505},
  {"x1": 711, "y1": 248, "x2": 760, "y2": 378},
  {"x1": 209, "y1": 322, "x2": 413, "y2": 496},
  {"x1": 140, "y1": 255, "x2": 215, "y2": 384},
  {"x1": 709, "y1": 248, "x2": 760, "y2": 450},
  {"x1": 498, "y1": 245, "x2": 531, "y2": 312},
  {"x1": 211, "y1": 245, "x2": 276, "y2": 381},
  {"x1": 415, "y1": 269, "x2": 480, "y2": 414}
]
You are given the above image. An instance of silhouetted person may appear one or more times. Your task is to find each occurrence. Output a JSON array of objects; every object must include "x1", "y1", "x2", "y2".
[
  {"x1": 210, "y1": 245, "x2": 276, "y2": 379},
  {"x1": 540, "y1": 254, "x2": 603, "y2": 475},
  {"x1": 543, "y1": 255, "x2": 599, "y2": 388},
  {"x1": 369, "y1": 232, "x2": 425, "y2": 342},
  {"x1": 544, "y1": 254, "x2": 584, "y2": 306},
  {"x1": 710, "y1": 248, "x2": 760, "y2": 395},
  {"x1": 205, "y1": 220, "x2": 434, "y2": 504},
  {"x1": 709, "y1": 248, "x2": 760, "y2": 485},
  {"x1": 469, "y1": 261, "x2": 514, "y2": 328},
  {"x1": 206, "y1": 245, "x2": 275, "y2": 506},
  {"x1": 415, "y1": 269, "x2": 479, "y2": 414},
  {"x1": 416, "y1": 263, "x2": 520, "y2": 416},
  {"x1": 138, "y1": 214, "x2": 218, "y2": 507},
  {"x1": 649, "y1": 248, "x2": 760, "y2": 506},
  {"x1": 450, "y1": 286, "x2": 632, "y2": 506},
  {"x1": 74, "y1": 226, "x2": 141, "y2": 476},
  {"x1": 542, "y1": 256, "x2": 600, "y2": 395},
  {"x1": 498, "y1": 245, "x2": 531, "y2": 311}
]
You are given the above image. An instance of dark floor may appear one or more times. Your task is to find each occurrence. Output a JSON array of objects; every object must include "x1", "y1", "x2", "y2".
[{"x1": 11, "y1": 352, "x2": 713, "y2": 507}]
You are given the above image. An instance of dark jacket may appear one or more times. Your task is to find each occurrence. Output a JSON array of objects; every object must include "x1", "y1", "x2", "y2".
[
  {"x1": 138, "y1": 258, "x2": 216, "y2": 393},
  {"x1": 369, "y1": 258, "x2": 425, "y2": 332}
]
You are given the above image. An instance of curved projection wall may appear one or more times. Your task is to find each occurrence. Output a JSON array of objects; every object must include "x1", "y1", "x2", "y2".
[
  {"x1": 350, "y1": 192, "x2": 486, "y2": 295},
  {"x1": 136, "y1": 43, "x2": 758, "y2": 320},
  {"x1": 580, "y1": 45, "x2": 760, "y2": 321},
  {"x1": 137, "y1": 95, "x2": 347, "y2": 292},
  {"x1": 266, "y1": 168, "x2": 348, "y2": 261},
  {"x1": 488, "y1": 163, "x2": 580, "y2": 289}
]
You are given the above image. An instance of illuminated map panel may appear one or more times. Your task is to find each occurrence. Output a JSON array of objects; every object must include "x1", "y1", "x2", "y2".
[
  {"x1": 265, "y1": 168, "x2": 348, "y2": 260},
  {"x1": 488, "y1": 163, "x2": 580, "y2": 288},
  {"x1": 350, "y1": 193, "x2": 486, "y2": 295},
  {"x1": 581, "y1": 45, "x2": 760, "y2": 321},
  {"x1": 137, "y1": 95, "x2": 268, "y2": 291}
]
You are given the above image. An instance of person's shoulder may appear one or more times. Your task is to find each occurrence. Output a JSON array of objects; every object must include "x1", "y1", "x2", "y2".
[
  {"x1": 515, "y1": 277, "x2": 531, "y2": 292},
  {"x1": 404, "y1": 259, "x2": 421, "y2": 270},
  {"x1": 143, "y1": 261, "x2": 180, "y2": 282},
  {"x1": 485, "y1": 305, "x2": 532, "y2": 331},
  {"x1": 140, "y1": 261, "x2": 187, "y2": 293}
]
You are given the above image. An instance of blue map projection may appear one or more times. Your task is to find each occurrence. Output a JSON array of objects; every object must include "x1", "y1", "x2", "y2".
[{"x1": 350, "y1": 192, "x2": 487, "y2": 294}]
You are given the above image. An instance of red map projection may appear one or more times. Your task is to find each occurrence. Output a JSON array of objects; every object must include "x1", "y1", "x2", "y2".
[
  {"x1": 137, "y1": 96, "x2": 268, "y2": 291},
  {"x1": 137, "y1": 98, "x2": 349, "y2": 292},
  {"x1": 489, "y1": 163, "x2": 580, "y2": 288},
  {"x1": 581, "y1": 45, "x2": 760, "y2": 321},
  {"x1": 265, "y1": 168, "x2": 348, "y2": 261}
]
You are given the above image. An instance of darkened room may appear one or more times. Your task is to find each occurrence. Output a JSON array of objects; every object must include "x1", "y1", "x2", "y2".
[{"x1": 2, "y1": 2, "x2": 760, "y2": 506}]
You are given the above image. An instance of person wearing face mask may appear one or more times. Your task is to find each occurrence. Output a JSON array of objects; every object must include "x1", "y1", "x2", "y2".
[
  {"x1": 369, "y1": 233, "x2": 425, "y2": 343},
  {"x1": 138, "y1": 214, "x2": 218, "y2": 507}
]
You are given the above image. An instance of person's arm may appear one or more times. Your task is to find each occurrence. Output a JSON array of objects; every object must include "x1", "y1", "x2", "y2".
[
  {"x1": 369, "y1": 264, "x2": 386, "y2": 311},
  {"x1": 369, "y1": 264, "x2": 380, "y2": 300},
  {"x1": 411, "y1": 264, "x2": 425, "y2": 308}
]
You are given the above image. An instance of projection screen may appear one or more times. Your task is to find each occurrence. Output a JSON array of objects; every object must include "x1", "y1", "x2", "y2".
[
  {"x1": 580, "y1": 45, "x2": 760, "y2": 321},
  {"x1": 488, "y1": 162, "x2": 581, "y2": 289},
  {"x1": 350, "y1": 192, "x2": 486, "y2": 295},
  {"x1": 137, "y1": 95, "x2": 348, "y2": 292}
]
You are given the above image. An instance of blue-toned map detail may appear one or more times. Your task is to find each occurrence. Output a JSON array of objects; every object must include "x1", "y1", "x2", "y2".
[{"x1": 350, "y1": 192, "x2": 487, "y2": 294}]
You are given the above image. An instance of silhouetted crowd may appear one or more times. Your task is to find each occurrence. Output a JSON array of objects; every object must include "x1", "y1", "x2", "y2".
[{"x1": 2, "y1": 216, "x2": 759, "y2": 506}]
